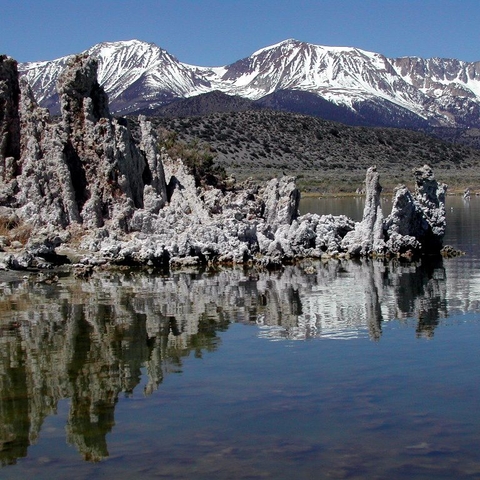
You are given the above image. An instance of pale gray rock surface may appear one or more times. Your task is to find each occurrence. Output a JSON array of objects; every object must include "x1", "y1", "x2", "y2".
[
  {"x1": 0, "y1": 54, "x2": 448, "y2": 270},
  {"x1": 0, "y1": 55, "x2": 21, "y2": 176},
  {"x1": 384, "y1": 165, "x2": 447, "y2": 253},
  {"x1": 262, "y1": 176, "x2": 300, "y2": 229},
  {"x1": 341, "y1": 166, "x2": 385, "y2": 256},
  {"x1": 413, "y1": 164, "x2": 447, "y2": 241}
]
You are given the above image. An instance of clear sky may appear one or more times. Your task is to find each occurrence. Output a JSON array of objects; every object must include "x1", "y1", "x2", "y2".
[{"x1": 1, "y1": 0, "x2": 479, "y2": 65}]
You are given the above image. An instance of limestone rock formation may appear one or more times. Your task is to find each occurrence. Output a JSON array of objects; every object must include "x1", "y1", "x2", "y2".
[
  {"x1": 384, "y1": 165, "x2": 447, "y2": 253},
  {"x1": 0, "y1": 53, "x2": 448, "y2": 271},
  {"x1": 0, "y1": 56, "x2": 21, "y2": 187},
  {"x1": 338, "y1": 164, "x2": 448, "y2": 257},
  {"x1": 341, "y1": 166, "x2": 385, "y2": 256}
]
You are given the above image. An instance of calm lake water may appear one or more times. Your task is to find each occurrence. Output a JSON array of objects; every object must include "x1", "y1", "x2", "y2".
[{"x1": 1, "y1": 196, "x2": 480, "y2": 479}]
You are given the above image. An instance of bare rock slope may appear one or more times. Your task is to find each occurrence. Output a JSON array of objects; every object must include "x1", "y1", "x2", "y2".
[{"x1": 0, "y1": 54, "x2": 447, "y2": 271}]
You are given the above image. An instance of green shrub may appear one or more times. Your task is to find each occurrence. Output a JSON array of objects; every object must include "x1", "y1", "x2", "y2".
[{"x1": 158, "y1": 130, "x2": 228, "y2": 189}]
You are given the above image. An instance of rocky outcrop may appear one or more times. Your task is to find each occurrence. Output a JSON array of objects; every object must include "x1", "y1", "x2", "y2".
[
  {"x1": 337, "y1": 163, "x2": 447, "y2": 258},
  {"x1": 0, "y1": 56, "x2": 21, "y2": 185},
  {"x1": 341, "y1": 166, "x2": 385, "y2": 256},
  {"x1": 0, "y1": 54, "x2": 448, "y2": 271},
  {"x1": 384, "y1": 165, "x2": 447, "y2": 253}
]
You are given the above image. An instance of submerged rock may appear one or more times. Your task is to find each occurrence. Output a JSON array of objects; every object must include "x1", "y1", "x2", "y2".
[{"x1": 0, "y1": 54, "x2": 449, "y2": 270}]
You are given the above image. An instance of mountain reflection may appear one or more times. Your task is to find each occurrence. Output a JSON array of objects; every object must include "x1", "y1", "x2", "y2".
[{"x1": 0, "y1": 258, "x2": 450, "y2": 464}]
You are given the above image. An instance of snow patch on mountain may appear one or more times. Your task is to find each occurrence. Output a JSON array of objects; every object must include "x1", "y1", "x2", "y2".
[{"x1": 17, "y1": 38, "x2": 480, "y2": 127}]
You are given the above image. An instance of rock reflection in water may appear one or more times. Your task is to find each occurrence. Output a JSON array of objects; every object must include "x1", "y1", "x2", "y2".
[
  {"x1": 0, "y1": 258, "x2": 448, "y2": 464},
  {"x1": 256, "y1": 257, "x2": 447, "y2": 341}
]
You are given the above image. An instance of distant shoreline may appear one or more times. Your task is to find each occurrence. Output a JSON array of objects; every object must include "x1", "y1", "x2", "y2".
[{"x1": 301, "y1": 188, "x2": 471, "y2": 199}]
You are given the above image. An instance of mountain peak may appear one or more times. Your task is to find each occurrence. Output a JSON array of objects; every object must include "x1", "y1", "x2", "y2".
[
  {"x1": 95, "y1": 39, "x2": 148, "y2": 48},
  {"x1": 17, "y1": 39, "x2": 480, "y2": 127},
  {"x1": 88, "y1": 39, "x2": 168, "y2": 57},
  {"x1": 252, "y1": 38, "x2": 308, "y2": 56}
]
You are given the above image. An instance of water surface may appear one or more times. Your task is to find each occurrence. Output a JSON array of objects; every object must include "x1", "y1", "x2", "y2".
[{"x1": 0, "y1": 196, "x2": 479, "y2": 479}]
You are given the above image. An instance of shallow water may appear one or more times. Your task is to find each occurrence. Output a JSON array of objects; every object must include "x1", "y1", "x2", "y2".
[{"x1": 0, "y1": 196, "x2": 480, "y2": 479}]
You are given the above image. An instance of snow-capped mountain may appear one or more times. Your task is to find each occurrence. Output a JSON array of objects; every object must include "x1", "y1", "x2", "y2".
[
  {"x1": 20, "y1": 40, "x2": 214, "y2": 114},
  {"x1": 18, "y1": 38, "x2": 480, "y2": 127}
]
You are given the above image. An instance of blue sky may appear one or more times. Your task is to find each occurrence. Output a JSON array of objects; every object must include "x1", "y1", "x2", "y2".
[{"x1": 1, "y1": 0, "x2": 479, "y2": 65}]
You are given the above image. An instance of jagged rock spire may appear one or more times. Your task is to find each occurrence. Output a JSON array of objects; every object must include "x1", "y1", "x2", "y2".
[
  {"x1": 384, "y1": 165, "x2": 447, "y2": 253},
  {"x1": 1, "y1": 53, "x2": 170, "y2": 230},
  {"x1": 0, "y1": 55, "x2": 21, "y2": 181},
  {"x1": 341, "y1": 166, "x2": 385, "y2": 256},
  {"x1": 57, "y1": 53, "x2": 110, "y2": 127}
]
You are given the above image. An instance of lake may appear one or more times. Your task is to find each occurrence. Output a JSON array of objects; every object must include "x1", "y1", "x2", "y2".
[{"x1": 1, "y1": 195, "x2": 480, "y2": 479}]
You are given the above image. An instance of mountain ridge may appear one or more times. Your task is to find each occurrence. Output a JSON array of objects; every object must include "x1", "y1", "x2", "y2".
[
  {"x1": 17, "y1": 38, "x2": 480, "y2": 128},
  {"x1": 148, "y1": 109, "x2": 480, "y2": 193}
]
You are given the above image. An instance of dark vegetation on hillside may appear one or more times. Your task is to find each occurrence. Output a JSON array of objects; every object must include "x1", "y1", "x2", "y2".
[
  {"x1": 425, "y1": 127, "x2": 480, "y2": 151},
  {"x1": 145, "y1": 90, "x2": 433, "y2": 129},
  {"x1": 150, "y1": 90, "x2": 258, "y2": 117},
  {"x1": 137, "y1": 109, "x2": 480, "y2": 193},
  {"x1": 254, "y1": 90, "x2": 432, "y2": 129}
]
